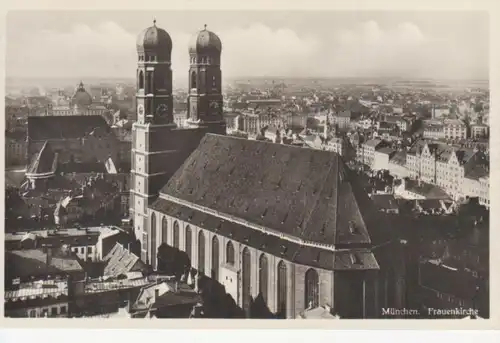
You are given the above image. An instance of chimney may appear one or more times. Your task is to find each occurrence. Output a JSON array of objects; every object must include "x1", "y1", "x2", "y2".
[{"x1": 154, "y1": 288, "x2": 159, "y2": 303}]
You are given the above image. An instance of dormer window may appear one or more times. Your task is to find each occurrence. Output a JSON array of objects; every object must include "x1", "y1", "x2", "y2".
[
  {"x1": 348, "y1": 221, "x2": 358, "y2": 234},
  {"x1": 350, "y1": 253, "x2": 361, "y2": 265},
  {"x1": 280, "y1": 245, "x2": 288, "y2": 255}
]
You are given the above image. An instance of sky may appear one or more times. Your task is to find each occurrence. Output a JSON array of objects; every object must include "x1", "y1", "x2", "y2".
[{"x1": 5, "y1": 11, "x2": 489, "y2": 82}]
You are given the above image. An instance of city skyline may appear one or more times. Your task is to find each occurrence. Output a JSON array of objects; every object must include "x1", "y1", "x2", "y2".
[{"x1": 6, "y1": 11, "x2": 489, "y2": 81}]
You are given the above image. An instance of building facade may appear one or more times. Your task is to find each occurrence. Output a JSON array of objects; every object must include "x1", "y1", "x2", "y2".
[{"x1": 130, "y1": 22, "x2": 226, "y2": 263}]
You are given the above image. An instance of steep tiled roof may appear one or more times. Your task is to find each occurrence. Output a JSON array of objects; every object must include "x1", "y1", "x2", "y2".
[
  {"x1": 6, "y1": 249, "x2": 84, "y2": 279},
  {"x1": 150, "y1": 199, "x2": 379, "y2": 271},
  {"x1": 103, "y1": 243, "x2": 146, "y2": 278},
  {"x1": 27, "y1": 115, "x2": 110, "y2": 141},
  {"x1": 160, "y1": 134, "x2": 375, "y2": 246},
  {"x1": 26, "y1": 141, "x2": 57, "y2": 175}
]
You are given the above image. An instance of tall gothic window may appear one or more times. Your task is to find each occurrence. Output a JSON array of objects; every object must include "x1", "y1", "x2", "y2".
[
  {"x1": 277, "y1": 261, "x2": 287, "y2": 318},
  {"x1": 161, "y1": 217, "x2": 168, "y2": 244},
  {"x1": 150, "y1": 213, "x2": 157, "y2": 268},
  {"x1": 173, "y1": 221, "x2": 179, "y2": 248},
  {"x1": 198, "y1": 231, "x2": 206, "y2": 275},
  {"x1": 211, "y1": 236, "x2": 219, "y2": 281},
  {"x1": 259, "y1": 254, "x2": 269, "y2": 304},
  {"x1": 242, "y1": 247, "x2": 251, "y2": 315},
  {"x1": 191, "y1": 71, "x2": 197, "y2": 89},
  {"x1": 138, "y1": 70, "x2": 144, "y2": 89},
  {"x1": 305, "y1": 268, "x2": 319, "y2": 308},
  {"x1": 226, "y1": 241, "x2": 235, "y2": 265},
  {"x1": 185, "y1": 225, "x2": 192, "y2": 261}
]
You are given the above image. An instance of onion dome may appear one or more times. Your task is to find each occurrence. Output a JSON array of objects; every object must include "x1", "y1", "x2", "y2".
[
  {"x1": 188, "y1": 24, "x2": 222, "y2": 55},
  {"x1": 72, "y1": 81, "x2": 93, "y2": 108},
  {"x1": 136, "y1": 19, "x2": 172, "y2": 53}
]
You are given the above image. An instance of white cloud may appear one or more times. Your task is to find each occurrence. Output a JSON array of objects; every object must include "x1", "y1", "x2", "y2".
[{"x1": 6, "y1": 19, "x2": 488, "y2": 81}]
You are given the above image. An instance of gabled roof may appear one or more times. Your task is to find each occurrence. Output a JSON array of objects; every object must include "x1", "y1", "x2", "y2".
[
  {"x1": 27, "y1": 115, "x2": 110, "y2": 141},
  {"x1": 103, "y1": 243, "x2": 146, "y2": 278},
  {"x1": 26, "y1": 141, "x2": 57, "y2": 176},
  {"x1": 159, "y1": 134, "x2": 375, "y2": 246}
]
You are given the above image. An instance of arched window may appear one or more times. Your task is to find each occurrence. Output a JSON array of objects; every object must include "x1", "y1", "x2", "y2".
[
  {"x1": 173, "y1": 221, "x2": 179, "y2": 248},
  {"x1": 191, "y1": 71, "x2": 197, "y2": 89},
  {"x1": 305, "y1": 268, "x2": 319, "y2": 308},
  {"x1": 161, "y1": 217, "x2": 168, "y2": 244},
  {"x1": 277, "y1": 261, "x2": 287, "y2": 318},
  {"x1": 138, "y1": 70, "x2": 144, "y2": 89},
  {"x1": 198, "y1": 231, "x2": 205, "y2": 275},
  {"x1": 226, "y1": 241, "x2": 235, "y2": 265},
  {"x1": 259, "y1": 254, "x2": 269, "y2": 303},
  {"x1": 150, "y1": 213, "x2": 157, "y2": 268},
  {"x1": 185, "y1": 225, "x2": 192, "y2": 261},
  {"x1": 242, "y1": 247, "x2": 251, "y2": 314},
  {"x1": 211, "y1": 236, "x2": 219, "y2": 281}
]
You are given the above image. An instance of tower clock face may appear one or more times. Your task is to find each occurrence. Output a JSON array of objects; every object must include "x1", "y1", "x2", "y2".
[
  {"x1": 156, "y1": 104, "x2": 169, "y2": 116},
  {"x1": 210, "y1": 101, "x2": 221, "y2": 115},
  {"x1": 137, "y1": 104, "x2": 144, "y2": 116}
]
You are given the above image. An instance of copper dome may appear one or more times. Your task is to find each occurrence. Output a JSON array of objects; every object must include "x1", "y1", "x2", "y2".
[
  {"x1": 188, "y1": 25, "x2": 222, "y2": 55},
  {"x1": 136, "y1": 21, "x2": 172, "y2": 52},
  {"x1": 72, "y1": 81, "x2": 93, "y2": 108}
]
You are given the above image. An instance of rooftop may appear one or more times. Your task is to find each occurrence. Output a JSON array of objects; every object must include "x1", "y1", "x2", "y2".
[
  {"x1": 5, "y1": 279, "x2": 68, "y2": 301},
  {"x1": 151, "y1": 199, "x2": 379, "y2": 270},
  {"x1": 6, "y1": 248, "x2": 84, "y2": 279},
  {"x1": 160, "y1": 134, "x2": 376, "y2": 247},
  {"x1": 27, "y1": 115, "x2": 111, "y2": 141}
]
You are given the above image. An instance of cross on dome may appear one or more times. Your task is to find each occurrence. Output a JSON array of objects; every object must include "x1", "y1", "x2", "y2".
[{"x1": 204, "y1": 24, "x2": 207, "y2": 30}]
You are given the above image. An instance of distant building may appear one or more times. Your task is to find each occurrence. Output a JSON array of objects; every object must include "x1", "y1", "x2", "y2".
[
  {"x1": 373, "y1": 147, "x2": 396, "y2": 171},
  {"x1": 235, "y1": 113, "x2": 259, "y2": 135},
  {"x1": 332, "y1": 110, "x2": 352, "y2": 130},
  {"x1": 443, "y1": 119, "x2": 467, "y2": 140},
  {"x1": 6, "y1": 131, "x2": 27, "y2": 166},
  {"x1": 47, "y1": 81, "x2": 109, "y2": 117},
  {"x1": 423, "y1": 121, "x2": 445, "y2": 140},
  {"x1": 356, "y1": 138, "x2": 386, "y2": 167},
  {"x1": 470, "y1": 124, "x2": 488, "y2": 139}
]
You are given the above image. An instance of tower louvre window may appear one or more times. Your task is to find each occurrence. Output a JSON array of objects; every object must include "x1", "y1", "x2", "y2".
[
  {"x1": 138, "y1": 71, "x2": 144, "y2": 89},
  {"x1": 191, "y1": 71, "x2": 197, "y2": 89}
]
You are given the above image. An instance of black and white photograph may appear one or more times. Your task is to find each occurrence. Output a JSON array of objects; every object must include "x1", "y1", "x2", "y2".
[{"x1": 3, "y1": 7, "x2": 491, "y2": 322}]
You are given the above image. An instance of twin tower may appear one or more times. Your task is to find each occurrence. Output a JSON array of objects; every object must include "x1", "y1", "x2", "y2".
[
  {"x1": 135, "y1": 21, "x2": 224, "y2": 126},
  {"x1": 131, "y1": 21, "x2": 226, "y2": 254}
]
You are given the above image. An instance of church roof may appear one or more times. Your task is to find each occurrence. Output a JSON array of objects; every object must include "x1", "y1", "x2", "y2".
[
  {"x1": 27, "y1": 115, "x2": 110, "y2": 141},
  {"x1": 159, "y1": 134, "x2": 375, "y2": 246},
  {"x1": 26, "y1": 141, "x2": 57, "y2": 176},
  {"x1": 150, "y1": 198, "x2": 379, "y2": 271}
]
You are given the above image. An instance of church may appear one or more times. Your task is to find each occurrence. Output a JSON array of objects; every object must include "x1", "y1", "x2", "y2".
[{"x1": 130, "y1": 21, "x2": 384, "y2": 319}]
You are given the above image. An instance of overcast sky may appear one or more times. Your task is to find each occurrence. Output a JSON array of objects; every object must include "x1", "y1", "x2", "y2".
[{"x1": 6, "y1": 11, "x2": 489, "y2": 81}]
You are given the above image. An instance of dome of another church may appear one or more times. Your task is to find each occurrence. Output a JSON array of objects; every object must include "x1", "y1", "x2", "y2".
[
  {"x1": 136, "y1": 21, "x2": 172, "y2": 52},
  {"x1": 72, "y1": 81, "x2": 93, "y2": 108},
  {"x1": 188, "y1": 25, "x2": 222, "y2": 55}
]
